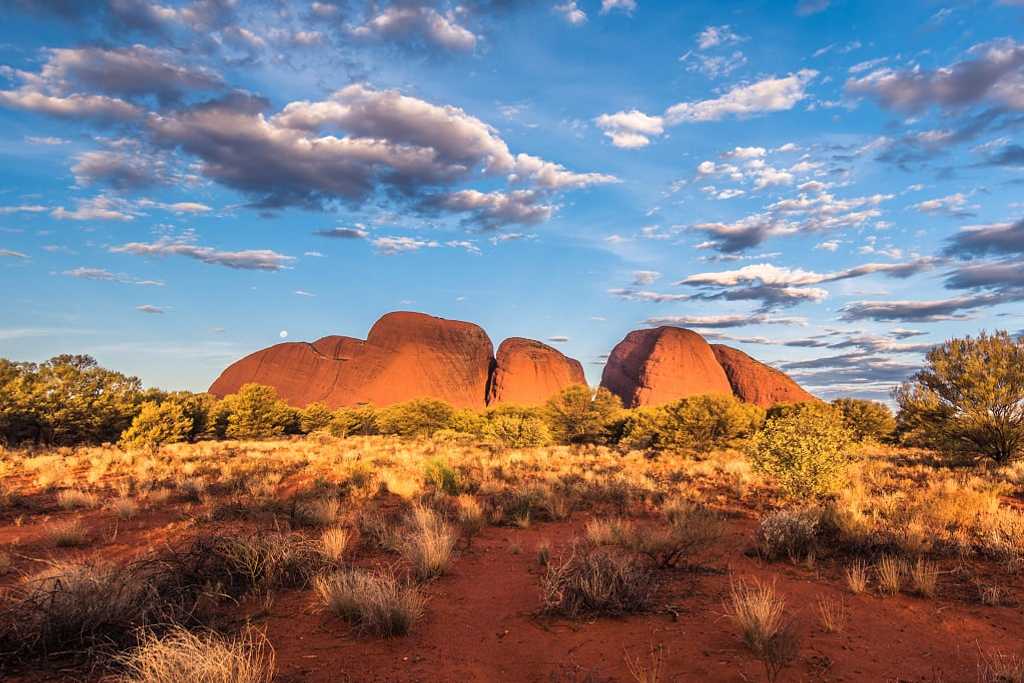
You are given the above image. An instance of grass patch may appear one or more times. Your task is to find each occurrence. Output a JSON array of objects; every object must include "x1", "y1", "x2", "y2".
[
  {"x1": 117, "y1": 627, "x2": 274, "y2": 683},
  {"x1": 540, "y1": 544, "x2": 655, "y2": 618},
  {"x1": 315, "y1": 568, "x2": 424, "y2": 637}
]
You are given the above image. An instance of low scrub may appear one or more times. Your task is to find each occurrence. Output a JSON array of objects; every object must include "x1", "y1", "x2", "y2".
[
  {"x1": 540, "y1": 544, "x2": 655, "y2": 617},
  {"x1": 117, "y1": 627, "x2": 275, "y2": 683},
  {"x1": 315, "y1": 568, "x2": 424, "y2": 637}
]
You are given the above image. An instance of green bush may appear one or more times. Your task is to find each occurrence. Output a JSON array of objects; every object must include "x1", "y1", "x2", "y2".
[
  {"x1": 220, "y1": 384, "x2": 296, "y2": 439},
  {"x1": 424, "y1": 459, "x2": 461, "y2": 495},
  {"x1": 832, "y1": 398, "x2": 896, "y2": 443},
  {"x1": 376, "y1": 399, "x2": 456, "y2": 438},
  {"x1": 544, "y1": 386, "x2": 622, "y2": 445},
  {"x1": 329, "y1": 405, "x2": 379, "y2": 437},
  {"x1": 895, "y1": 331, "x2": 1024, "y2": 464},
  {"x1": 120, "y1": 400, "x2": 193, "y2": 450},
  {"x1": 482, "y1": 410, "x2": 552, "y2": 448},
  {"x1": 617, "y1": 407, "x2": 664, "y2": 450},
  {"x1": 299, "y1": 402, "x2": 334, "y2": 434},
  {"x1": 656, "y1": 394, "x2": 764, "y2": 452},
  {"x1": 748, "y1": 403, "x2": 852, "y2": 498}
]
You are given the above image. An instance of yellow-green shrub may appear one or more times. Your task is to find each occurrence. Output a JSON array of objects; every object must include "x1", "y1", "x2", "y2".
[
  {"x1": 749, "y1": 403, "x2": 852, "y2": 498},
  {"x1": 376, "y1": 399, "x2": 457, "y2": 438},
  {"x1": 832, "y1": 398, "x2": 895, "y2": 443},
  {"x1": 120, "y1": 401, "x2": 193, "y2": 450},
  {"x1": 544, "y1": 386, "x2": 622, "y2": 445},
  {"x1": 298, "y1": 402, "x2": 334, "y2": 434},
  {"x1": 219, "y1": 384, "x2": 296, "y2": 439}
]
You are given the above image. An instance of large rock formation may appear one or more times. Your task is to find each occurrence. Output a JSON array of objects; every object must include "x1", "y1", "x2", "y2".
[
  {"x1": 209, "y1": 312, "x2": 495, "y2": 409},
  {"x1": 211, "y1": 314, "x2": 815, "y2": 410},
  {"x1": 488, "y1": 338, "x2": 586, "y2": 406},
  {"x1": 599, "y1": 326, "x2": 815, "y2": 408},
  {"x1": 711, "y1": 344, "x2": 817, "y2": 407},
  {"x1": 599, "y1": 326, "x2": 733, "y2": 407}
]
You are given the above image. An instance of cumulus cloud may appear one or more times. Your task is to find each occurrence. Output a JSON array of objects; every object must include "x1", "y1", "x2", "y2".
[
  {"x1": 600, "y1": 0, "x2": 636, "y2": 15},
  {"x1": 37, "y1": 45, "x2": 225, "y2": 104},
  {"x1": 665, "y1": 70, "x2": 817, "y2": 123},
  {"x1": 671, "y1": 259, "x2": 936, "y2": 310},
  {"x1": 0, "y1": 90, "x2": 141, "y2": 122},
  {"x1": 554, "y1": 1, "x2": 587, "y2": 25},
  {"x1": 111, "y1": 239, "x2": 294, "y2": 270},
  {"x1": 350, "y1": 5, "x2": 477, "y2": 52},
  {"x1": 52, "y1": 195, "x2": 137, "y2": 221},
  {"x1": 146, "y1": 85, "x2": 609, "y2": 212},
  {"x1": 71, "y1": 150, "x2": 166, "y2": 189},
  {"x1": 696, "y1": 25, "x2": 745, "y2": 50},
  {"x1": 425, "y1": 189, "x2": 553, "y2": 228},
  {"x1": 594, "y1": 110, "x2": 665, "y2": 148},
  {"x1": 911, "y1": 193, "x2": 977, "y2": 218},
  {"x1": 845, "y1": 38, "x2": 1024, "y2": 112}
]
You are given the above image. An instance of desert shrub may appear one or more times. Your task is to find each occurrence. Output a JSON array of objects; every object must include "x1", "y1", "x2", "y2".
[
  {"x1": 298, "y1": 402, "x2": 334, "y2": 434},
  {"x1": 376, "y1": 399, "x2": 456, "y2": 438},
  {"x1": 117, "y1": 627, "x2": 275, "y2": 683},
  {"x1": 748, "y1": 403, "x2": 852, "y2": 498},
  {"x1": 199, "y1": 532, "x2": 324, "y2": 592},
  {"x1": 617, "y1": 407, "x2": 664, "y2": 450},
  {"x1": 483, "y1": 412, "x2": 552, "y2": 447},
  {"x1": 655, "y1": 394, "x2": 764, "y2": 452},
  {"x1": 424, "y1": 459, "x2": 461, "y2": 495},
  {"x1": 756, "y1": 508, "x2": 821, "y2": 562},
  {"x1": 120, "y1": 401, "x2": 194, "y2": 450},
  {"x1": 832, "y1": 398, "x2": 896, "y2": 443},
  {"x1": 219, "y1": 384, "x2": 296, "y2": 440},
  {"x1": 449, "y1": 408, "x2": 487, "y2": 436},
  {"x1": 329, "y1": 405, "x2": 379, "y2": 437},
  {"x1": 895, "y1": 331, "x2": 1024, "y2": 464},
  {"x1": 540, "y1": 544, "x2": 655, "y2": 617},
  {"x1": 315, "y1": 568, "x2": 424, "y2": 637},
  {"x1": 544, "y1": 385, "x2": 622, "y2": 445}
]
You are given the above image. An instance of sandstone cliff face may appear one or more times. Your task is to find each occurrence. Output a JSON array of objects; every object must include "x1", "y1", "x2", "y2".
[
  {"x1": 488, "y1": 337, "x2": 586, "y2": 406},
  {"x1": 209, "y1": 312, "x2": 494, "y2": 409},
  {"x1": 710, "y1": 344, "x2": 817, "y2": 407},
  {"x1": 599, "y1": 326, "x2": 733, "y2": 408}
]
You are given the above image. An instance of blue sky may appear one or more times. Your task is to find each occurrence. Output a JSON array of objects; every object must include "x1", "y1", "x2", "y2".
[{"x1": 1, "y1": 0, "x2": 1022, "y2": 401}]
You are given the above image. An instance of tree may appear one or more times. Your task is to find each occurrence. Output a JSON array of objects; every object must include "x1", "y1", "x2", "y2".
[
  {"x1": 656, "y1": 394, "x2": 765, "y2": 453},
  {"x1": 299, "y1": 402, "x2": 334, "y2": 434},
  {"x1": 832, "y1": 398, "x2": 896, "y2": 443},
  {"x1": 749, "y1": 402, "x2": 853, "y2": 498},
  {"x1": 0, "y1": 355, "x2": 144, "y2": 446},
  {"x1": 329, "y1": 405, "x2": 379, "y2": 437},
  {"x1": 895, "y1": 331, "x2": 1024, "y2": 464},
  {"x1": 376, "y1": 398, "x2": 456, "y2": 438},
  {"x1": 544, "y1": 386, "x2": 622, "y2": 445},
  {"x1": 120, "y1": 400, "x2": 194, "y2": 450},
  {"x1": 483, "y1": 411, "x2": 552, "y2": 447},
  {"x1": 220, "y1": 384, "x2": 296, "y2": 439}
]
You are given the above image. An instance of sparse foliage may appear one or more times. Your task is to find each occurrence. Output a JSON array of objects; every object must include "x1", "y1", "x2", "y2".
[{"x1": 544, "y1": 385, "x2": 622, "y2": 445}]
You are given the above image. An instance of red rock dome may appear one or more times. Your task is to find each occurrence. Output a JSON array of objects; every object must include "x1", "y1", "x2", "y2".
[
  {"x1": 711, "y1": 344, "x2": 818, "y2": 407},
  {"x1": 599, "y1": 326, "x2": 732, "y2": 407},
  {"x1": 488, "y1": 337, "x2": 586, "y2": 406}
]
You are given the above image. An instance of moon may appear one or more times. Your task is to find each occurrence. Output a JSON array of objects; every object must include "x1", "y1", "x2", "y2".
[{"x1": 279, "y1": 330, "x2": 288, "y2": 339}]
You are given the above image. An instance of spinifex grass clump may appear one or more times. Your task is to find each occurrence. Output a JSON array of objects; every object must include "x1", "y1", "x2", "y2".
[
  {"x1": 540, "y1": 543, "x2": 655, "y2": 617},
  {"x1": 315, "y1": 568, "x2": 424, "y2": 637}
]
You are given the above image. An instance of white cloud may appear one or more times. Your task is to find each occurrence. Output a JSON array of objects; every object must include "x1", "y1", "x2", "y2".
[
  {"x1": 665, "y1": 70, "x2": 818, "y2": 123},
  {"x1": 554, "y1": 1, "x2": 587, "y2": 25},
  {"x1": 697, "y1": 25, "x2": 745, "y2": 50},
  {"x1": 594, "y1": 110, "x2": 665, "y2": 148},
  {"x1": 600, "y1": 0, "x2": 637, "y2": 15}
]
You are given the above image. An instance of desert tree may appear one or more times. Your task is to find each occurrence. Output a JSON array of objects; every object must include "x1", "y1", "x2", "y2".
[
  {"x1": 832, "y1": 398, "x2": 896, "y2": 443},
  {"x1": 895, "y1": 331, "x2": 1024, "y2": 464},
  {"x1": 544, "y1": 385, "x2": 622, "y2": 445}
]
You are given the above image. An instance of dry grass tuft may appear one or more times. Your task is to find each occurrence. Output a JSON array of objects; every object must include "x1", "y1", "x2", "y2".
[
  {"x1": 314, "y1": 568, "x2": 424, "y2": 637},
  {"x1": 908, "y1": 557, "x2": 939, "y2": 597},
  {"x1": 109, "y1": 497, "x2": 140, "y2": 520},
  {"x1": 844, "y1": 559, "x2": 869, "y2": 595},
  {"x1": 319, "y1": 527, "x2": 350, "y2": 563},
  {"x1": 402, "y1": 506, "x2": 456, "y2": 580},
  {"x1": 624, "y1": 643, "x2": 665, "y2": 683},
  {"x1": 978, "y1": 648, "x2": 1024, "y2": 683},
  {"x1": 455, "y1": 495, "x2": 484, "y2": 535},
  {"x1": 726, "y1": 578, "x2": 785, "y2": 653},
  {"x1": 46, "y1": 519, "x2": 91, "y2": 547},
  {"x1": 295, "y1": 498, "x2": 341, "y2": 528},
  {"x1": 117, "y1": 627, "x2": 275, "y2": 683},
  {"x1": 540, "y1": 544, "x2": 655, "y2": 618},
  {"x1": 815, "y1": 595, "x2": 847, "y2": 633},
  {"x1": 57, "y1": 489, "x2": 100, "y2": 510},
  {"x1": 877, "y1": 555, "x2": 905, "y2": 596}
]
